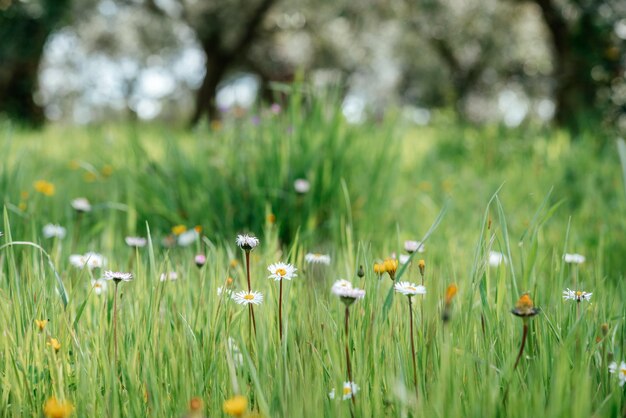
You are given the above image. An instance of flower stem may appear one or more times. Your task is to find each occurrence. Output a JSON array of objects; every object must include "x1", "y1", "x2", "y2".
[
  {"x1": 344, "y1": 306, "x2": 355, "y2": 406},
  {"x1": 244, "y1": 251, "x2": 256, "y2": 337},
  {"x1": 513, "y1": 322, "x2": 529, "y2": 370},
  {"x1": 245, "y1": 251, "x2": 251, "y2": 291},
  {"x1": 408, "y1": 296, "x2": 419, "y2": 401},
  {"x1": 279, "y1": 279, "x2": 283, "y2": 342},
  {"x1": 113, "y1": 281, "x2": 119, "y2": 365}
]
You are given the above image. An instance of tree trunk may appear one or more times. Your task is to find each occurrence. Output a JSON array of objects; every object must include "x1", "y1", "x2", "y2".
[{"x1": 190, "y1": 50, "x2": 229, "y2": 126}]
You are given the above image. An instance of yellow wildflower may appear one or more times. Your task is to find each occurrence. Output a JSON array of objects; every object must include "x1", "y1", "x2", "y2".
[
  {"x1": 34, "y1": 180, "x2": 55, "y2": 196},
  {"x1": 47, "y1": 337, "x2": 61, "y2": 352},
  {"x1": 172, "y1": 225, "x2": 187, "y2": 235},
  {"x1": 35, "y1": 319, "x2": 48, "y2": 332},
  {"x1": 43, "y1": 397, "x2": 74, "y2": 418},
  {"x1": 223, "y1": 395, "x2": 247, "y2": 416}
]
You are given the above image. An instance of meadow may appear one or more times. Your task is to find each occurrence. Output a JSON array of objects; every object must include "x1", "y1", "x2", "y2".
[{"x1": 0, "y1": 99, "x2": 625, "y2": 417}]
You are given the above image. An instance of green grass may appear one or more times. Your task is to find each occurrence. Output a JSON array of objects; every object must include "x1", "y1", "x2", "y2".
[{"x1": 0, "y1": 103, "x2": 625, "y2": 417}]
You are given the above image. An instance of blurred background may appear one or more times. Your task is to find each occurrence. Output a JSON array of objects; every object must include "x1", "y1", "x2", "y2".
[{"x1": 0, "y1": 0, "x2": 625, "y2": 131}]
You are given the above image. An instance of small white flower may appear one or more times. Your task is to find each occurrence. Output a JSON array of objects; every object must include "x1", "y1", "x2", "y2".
[
  {"x1": 71, "y1": 197, "x2": 92, "y2": 212},
  {"x1": 43, "y1": 224, "x2": 66, "y2": 239},
  {"x1": 69, "y1": 252, "x2": 106, "y2": 270},
  {"x1": 232, "y1": 290, "x2": 264, "y2": 305},
  {"x1": 399, "y1": 254, "x2": 411, "y2": 265},
  {"x1": 195, "y1": 254, "x2": 207, "y2": 267},
  {"x1": 103, "y1": 270, "x2": 133, "y2": 282},
  {"x1": 331, "y1": 279, "x2": 353, "y2": 292},
  {"x1": 488, "y1": 251, "x2": 507, "y2": 267},
  {"x1": 394, "y1": 281, "x2": 426, "y2": 297},
  {"x1": 267, "y1": 262, "x2": 297, "y2": 281},
  {"x1": 609, "y1": 361, "x2": 626, "y2": 387},
  {"x1": 125, "y1": 236, "x2": 147, "y2": 248},
  {"x1": 562, "y1": 288, "x2": 592, "y2": 302},
  {"x1": 328, "y1": 388, "x2": 336, "y2": 400},
  {"x1": 177, "y1": 229, "x2": 198, "y2": 247},
  {"x1": 404, "y1": 240, "x2": 425, "y2": 254},
  {"x1": 160, "y1": 271, "x2": 179, "y2": 282},
  {"x1": 91, "y1": 279, "x2": 108, "y2": 295},
  {"x1": 305, "y1": 253, "x2": 331, "y2": 265},
  {"x1": 294, "y1": 178, "x2": 310, "y2": 194},
  {"x1": 564, "y1": 253, "x2": 585, "y2": 264},
  {"x1": 332, "y1": 281, "x2": 365, "y2": 302},
  {"x1": 342, "y1": 381, "x2": 359, "y2": 400},
  {"x1": 236, "y1": 234, "x2": 259, "y2": 251}
]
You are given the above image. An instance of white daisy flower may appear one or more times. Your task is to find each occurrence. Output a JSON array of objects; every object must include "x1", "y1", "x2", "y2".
[
  {"x1": 71, "y1": 197, "x2": 92, "y2": 212},
  {"x1": 399, "y1": 254, "x2": 411, "y2": 265},
  {"x1": 177, "y1": 229, "x2": 198, "y2": 247},
  {"x1": 488, "y1": 251, "x2": 507, "y2": 267},
  {"x1": 236, "y1": 234, "x2": 259, "y2": 251},
  {"x1": 404, "y1": 240, "x2": 425, "y2": 254},
  {"x1": 125, "y1": 236, "x2": 147, "y2": 248},
  {"x1": 331, "y1": 279, "x2": 353, "y2": 292},
  {"x1": 91, "y1": 279, "x2": 108, "y2": 295},
  {"x1": 103, "y1": 270, "x2": 133, "y2": 282},
  {"x1": 328, "y1": 388, "x2": 336, "y2": 400},
  {"x1": 562, "y1": 288, "x2": 592, "y2": 302},
  {"x1": 609, "y1": 361, "x2": 626, "y2": 387},
  {"x1": 342, "y1": 381, "x2": 359, "y2": 400},
  {"x1": 394, "y1": 281, "x2": 426, "y2": 297},
  {"x1": 294, "y1": 178, "x2": 311, "y2": 194},
  {"x1": 159, "y1": 271, "x2": 179, "y2": 282},
  {"x1": 564, "y1": 253, "x2": 585, "y2": 264},
  {"x1": 304, "y1": 253, "x2": 331, "y2": 265},
  {"x1": 331, "y1": 281, "x2": 365, "y2": 304},
  {"x1": 69, "y1": 252, "x2": 106, "y2": 270},
  {"x1": 42, "y1": 224, "x2": 66, "y2": 239},
  {"x1": 232, "y1": 290, "x2": 264, "y2": 305},
  {"x1": 267, "y1": 262, "x2": 297, "y2": 281}
]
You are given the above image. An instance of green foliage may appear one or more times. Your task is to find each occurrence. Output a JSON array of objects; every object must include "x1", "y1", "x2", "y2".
[{"x1": 0, "y1": 112, "x2": 625, "y2": 417}]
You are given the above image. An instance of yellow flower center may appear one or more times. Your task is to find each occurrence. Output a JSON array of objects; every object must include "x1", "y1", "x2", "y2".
[
  {"x1": 576, "y1": 291, "x2": 583, "y2": 297},
  {"x1": 621, "y1": 369, "x2": 626, "y2": 377},
  {"x1": 276, "y1": 268, "x2": 287, "y2": 277},
  {"x1": 244, "y1": 294, "x2": 255, "y2": 301},
  {"x1": 407, "y1": 286, "x2": 417, "y2": 292},
  {"x1": 343, "y1": 387, "x2": 352, "y2": 396}
]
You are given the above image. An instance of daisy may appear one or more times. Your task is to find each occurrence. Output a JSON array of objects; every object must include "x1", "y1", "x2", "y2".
[
  {"x1": 217, "y1": 285, "x2": 233, "y2": 297},
  {"x1": 332, "y1": 281, "x2": 366, "y2": 304},
  {"x1": 236, "y1": 234, "x2": 259, "y2": 251},
  {"x1": 394, "y1": 281, "x2": 426, "y2": 297},
  {"x1": 177, "y1": 229, "x2": 198, "y2": 247},
  {"x1": 293, "y1": 178, "x2": 310, "y2": 194},
  {"x1": 489, "y1": 251, "x2": 507, "y2": 267},
  {"x1": 342, "y1": 381, "x2": 359, "y2": 400},
  {"x1": 42, "y1": 224, "x2": 66, "y2": 239},
  {"x1": 304, "y1": 253, "x2": 331, "y2": 265},
  {"x1": 399, "y1": 254, "x2": 411, "y2": 265},
  {"x1": 267, "y1": 262, "x2": 297, "y2": 281},
  {"x1": 331, "y1": 279, "x2": 353, "y2": 292},
  {"x1": 69, "y1": 252, "x2": 106, "y2": 270},
  {"x1": 562, "y1": 288, "x2": 592, "y2": 302},
  {"x1": 609, "y1": 361, "x2": 626, "y2": 387},
  {"x1": 125, "y1": 236, "x2": 147, "y2": 248},
  {"x1": 71, "y1": 197, "x2": 92, "y2": 212},
  {"x1": 328, "y1": 388, "x2": 336, "y2": 400},
  {"x1": 564, "y1": 253, "x2": 585, "y2": 264},
  {"x1": 404, "y1": 240, "x2": 425, "y2": 254},
  {"x1": 103, "y1": 271, "x2": 133, "y2": 283},
  {"x1": 160, "y1": 271, "x2": 179, "y2": 282},
  {"x1": 91, "y1": 279, "x2": 108, "y2": 295},
  {"x1": 232, "y1": 290, "x2": 264, "y2": 306}
]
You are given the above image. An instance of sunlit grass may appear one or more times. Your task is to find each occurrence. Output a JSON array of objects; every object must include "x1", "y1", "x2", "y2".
[{"x1": 0, "y1": 107, "x2": 625, "y2": 417}]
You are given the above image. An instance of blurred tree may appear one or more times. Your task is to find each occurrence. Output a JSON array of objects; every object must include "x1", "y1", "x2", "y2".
[
  {"x1": 527, "y1": 0, "x2": 625, "y2": 128},
  {"x1": 0, "y1": 0, "x2": 70, "y2": 125},
  {"x1": 143, "y1": 0, "x2": 278, "y2": 125}
]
